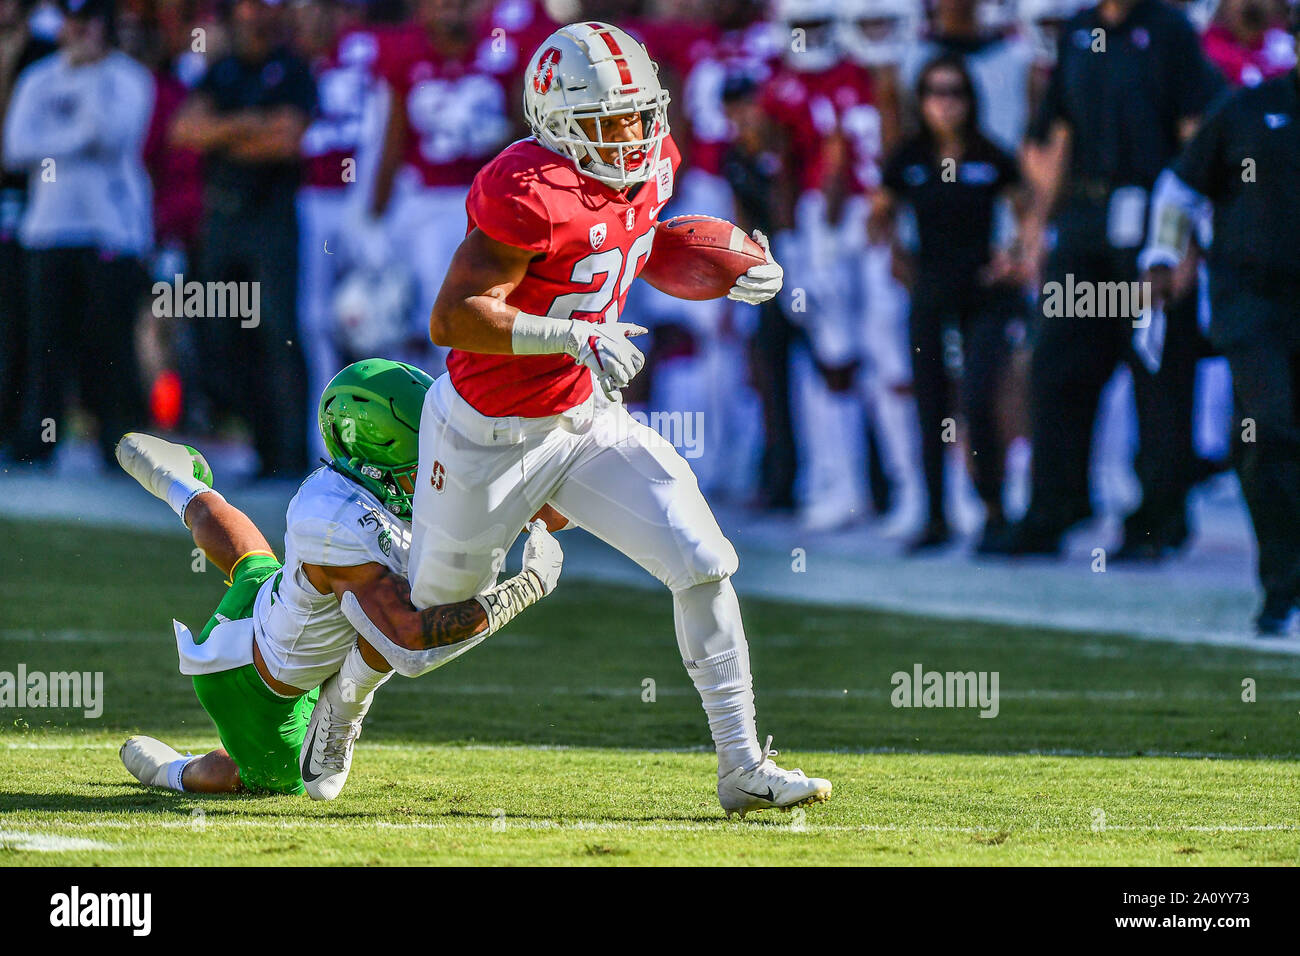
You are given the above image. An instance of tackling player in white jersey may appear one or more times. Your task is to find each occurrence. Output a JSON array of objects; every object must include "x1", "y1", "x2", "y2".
[{"x1": 115, "y1": 359, "x2": 564, "y2": 799}]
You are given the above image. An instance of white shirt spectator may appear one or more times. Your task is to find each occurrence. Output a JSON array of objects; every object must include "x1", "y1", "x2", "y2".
[{"x1": 2, "y1": 49, "x2": 154, "y2": 255}]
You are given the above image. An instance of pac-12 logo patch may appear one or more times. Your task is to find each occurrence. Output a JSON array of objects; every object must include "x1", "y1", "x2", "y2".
[
  {"x1": 430, "y1": 460, "x2": 446, "y2": 492},
  {"x1": 532, "y1": 47, "x2": 562, "y2": 94},
  {"x1": 590, "y1": 223, "x2": 607, "y2": 250}
]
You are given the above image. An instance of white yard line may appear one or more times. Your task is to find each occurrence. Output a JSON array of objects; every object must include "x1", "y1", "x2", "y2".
[
  {"x1": 6, "y1": 740, "x2": 1297, "y2": 759},
  {"x1": 6, "y1": 819, "x2": 1295, "y2": 836},
  {"x1": 0, "y1": 830, "x2": 115, "y2": 851}
]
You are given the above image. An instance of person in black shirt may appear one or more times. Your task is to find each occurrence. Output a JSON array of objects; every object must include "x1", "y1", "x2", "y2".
[
  {"x1": 1007, "y1": 0, "x2": 1223, "y2": 557},
  {"x1": 721, "y1": 73, "x2": 798, "y2": 511},
  {"x1": 0, "y1": 0, "x2": 56, "y2": 450},
  {"x1": 171, "y1": 0, "x2": 315, "y2": 478},
  {"x1": 872, "y1": 54, "x2": 1030, "y2": 553},
  {"x1": 1141, "y1": 14, "x2": 1300, "y2": 633}
]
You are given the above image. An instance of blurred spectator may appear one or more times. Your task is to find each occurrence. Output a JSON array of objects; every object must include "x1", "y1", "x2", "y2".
[
  {"x1": 0, "y1": 0, "x2": 57, "y2": 441},
  {"x1": 361, "y1": 0, "x2": 514, "y2": 375},
  {"x1": 872, "y1": 53, "x2": 1028, "y2": 552},
  {"x1": 628, "y1": 0, "x2": 777, "y2": 502},
  {"x1": 763, "y1": 0, "x2": 920, "y2": 533},
  {"x1": 1202, "y1": 0, "x2": 1296, "y2": 86},
  {"x1": 1004, "y1": 0, "x2": 1223, "y2": 557},
  {"x1": 900, "y1": 0, "x2": 1034, "y2": 151},
  {"x1": 2, "y1": 0, "x2": 152, "y2": 468},
  {"x1": 171, "y1": 0, "x2": 315, "y2": 477},
  {"x1": 723, "y1": 72, "x2": 797, "y2": 509}
]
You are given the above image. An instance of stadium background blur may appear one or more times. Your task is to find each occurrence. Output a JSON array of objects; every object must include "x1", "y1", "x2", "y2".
[{"x1": 0, "y1": 0, "x2": 1294, "y2": 626}]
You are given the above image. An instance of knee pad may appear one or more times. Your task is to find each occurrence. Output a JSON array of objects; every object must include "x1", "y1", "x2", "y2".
[{"x1": 668, "y1": 528, "x2": 738, "y2": 592}]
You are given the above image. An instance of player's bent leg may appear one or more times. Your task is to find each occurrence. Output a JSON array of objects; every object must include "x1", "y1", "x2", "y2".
[
  {"x1": 116, "y1": 432, "x2": 215, "y2": 523},
  {"x1": 192, "y1": 665, "x2": 320, "y2": 795},
  {"x1": 299, "y1": 642, "x2": 393, "y2": 801},
  {"x1": 180, "y1": 749, "x2": 242, "y2": 793},
  {"x1": 119, "y1": 737, "x2": 243, "y2": 794},
  {"x1": 551, "y1": 408, "x2": 831, "y2": 814},
  {"x1": 116, "y1": 432, "x2": 274, "y2": 576}
]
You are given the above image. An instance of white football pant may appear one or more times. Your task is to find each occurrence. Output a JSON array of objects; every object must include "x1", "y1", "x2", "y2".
[{"x1": 408, "y1": 373, "x2": 762, "y2": 774}]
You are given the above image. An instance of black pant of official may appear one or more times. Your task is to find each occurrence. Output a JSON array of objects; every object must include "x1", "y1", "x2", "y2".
[
  {"x1": 1210, "y1": 280, "x2": 1300, "y2": 613},
  {"x1": 0, "y1": 236, "x2": 29, "y2": 442},
  {"x1": 198, "y1": 197, "x2": 307, "y2": 478},
  {"x1": 1025, "y1": 199, "x2": 1199, "y2": 547},
  {"x1": 910, "y1": 276, "x2": 1018, "y2": 528},
  {"x1": 11, "y1": 247, "x2": 146, "y2": 467},
  {"x1": 751, "y1": 298, "x2": 798, "y2": 510}
]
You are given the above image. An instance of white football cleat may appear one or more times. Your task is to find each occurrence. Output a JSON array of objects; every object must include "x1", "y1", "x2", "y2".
[
  {"x1": 120, "y1": 735, "x2": 184, "y2": 788},
  {"x1": 299, "y1": 672, "x2": 374, "y2": 801},
  {"x1": 115, "y1": 432, "x2": 213, "y2": 501},
  {"x1": 718, "y1": 736, "x2": 832, "y2": 818}
]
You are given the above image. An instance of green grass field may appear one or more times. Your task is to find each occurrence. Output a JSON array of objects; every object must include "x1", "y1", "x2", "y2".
[{"x1": 2, "y1": 518, "x2": 1299, "y2": 865}]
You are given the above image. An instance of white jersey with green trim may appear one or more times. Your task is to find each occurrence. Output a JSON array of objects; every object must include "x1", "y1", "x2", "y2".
[{"x1": 252, "y1": 466, "x2": 410, "y2": 691}]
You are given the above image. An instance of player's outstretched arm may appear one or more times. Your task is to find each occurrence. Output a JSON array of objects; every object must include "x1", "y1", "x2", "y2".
[
  {"x1": 321, "y1": 522, "x2": 565, "y2": 678},
  {"x1": 307, "y1": 561, "x2": 488, "y2": 653}
]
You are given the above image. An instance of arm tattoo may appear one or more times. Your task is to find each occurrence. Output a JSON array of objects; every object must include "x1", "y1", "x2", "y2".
[
  {"x1": 417, "y1": 600, "x2": 487, "y2": 649},
  {"x1": 372, "y1": 571, "x2": 487, "y2": 649}
]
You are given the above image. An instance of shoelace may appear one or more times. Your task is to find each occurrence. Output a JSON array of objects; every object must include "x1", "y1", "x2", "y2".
[
  {"x1": 754, "y1": 735, "x2": 807, "y2": 780},
  {"x1": 320, "y1": 714, "x2": 364, "y2": 768}
]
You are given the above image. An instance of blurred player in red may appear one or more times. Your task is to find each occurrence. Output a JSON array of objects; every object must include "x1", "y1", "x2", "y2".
[
  {"x1": 296, "y1": 0, "x2": 423, "y2": 456},
  {"x1": 763, "y1": 0, "x2": 921, "y2": 534},
  {"x1": 1201, "y1": 0, "x2": 1296, "y2": 87},
  {"x1": 629, "y1": 1, "x2": 783, "y2": 503},
  {"x1": 362, "y1": 21, "x2": 829, "y2": 817},
  {"x1": 360, "y1": 0, "x2": 518, "y2": 373}
]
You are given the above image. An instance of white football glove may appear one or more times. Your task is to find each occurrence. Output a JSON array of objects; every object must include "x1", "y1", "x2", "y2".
[
  {"x1": 727, "y1": 230, "x2": 783, "y2": 305},
  {"x1": 565, "y1": 320, "x2": 648, "y2": 400},
  {"x1": 521, "y1": 519, "x2": 564, "y2": 595}
]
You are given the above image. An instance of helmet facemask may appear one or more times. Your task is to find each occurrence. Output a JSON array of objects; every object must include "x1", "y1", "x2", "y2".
[{"x1": 535, "y1": 88, "x2": 670, "y2": 190}]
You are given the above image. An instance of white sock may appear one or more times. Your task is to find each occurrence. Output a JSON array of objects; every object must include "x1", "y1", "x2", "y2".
[
  {"x1": 684, "y1": 647, "x2": 761, "y2": 776},
  {"x1": 674, "y1": 580, "x2": 762, "y2": 776},
  {"x1": 167, "y1": 481, "x2": 223, "y2": 529},
  {"x1": 337, "y1": 643, "x2": 393, "y2": 710},
  {"x1": 164, "y1": 756, "x2": 193, "y2": 792}
]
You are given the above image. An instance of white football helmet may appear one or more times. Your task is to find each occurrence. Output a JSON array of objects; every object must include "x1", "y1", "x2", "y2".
[
  {"x1": 522, "y1": 22, "x2": 671, "y2": 190},
  {"x1": 772, "y1": 0, "x2": 842, "y2": 72},
  {"x1": 839, "y1": 0, "x2": 922, "y2": 67},
  {"x1": 1018, "y1": 0, "x2": 1091, "y2": 65},
  {"x1": 332, "y1": 265, "x2": 415, "y2": 357}
]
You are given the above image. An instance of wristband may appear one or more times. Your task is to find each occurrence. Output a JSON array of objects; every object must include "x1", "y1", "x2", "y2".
[
  {"x1": 473, "y1": 570, "x2": 547, "y2": 635},
  {"x1": 511, "y1": 312, "x2": 576, "y2": 356}
]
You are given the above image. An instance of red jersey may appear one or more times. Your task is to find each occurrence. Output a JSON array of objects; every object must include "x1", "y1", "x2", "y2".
[
  {"x1": 1201, "y1": 22, "x2": 1296, "y2": 89},
  {"x1": 302, "y1": 21, "x2": 425, "y2": 189},
  {"x1": 448, "y1": 136, "x2": 683, "y2": 418},
  {"x1": 761, "y1": 60, "x2": 883, "y2": 194},
  {"x1": 379, "y1": 30, "x2": 511, "y2": 188}
]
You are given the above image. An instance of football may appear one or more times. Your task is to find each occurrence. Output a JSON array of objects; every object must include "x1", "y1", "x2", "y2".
[{"x1": 638, "y1": 215, "x2": 768, "y2": 300}]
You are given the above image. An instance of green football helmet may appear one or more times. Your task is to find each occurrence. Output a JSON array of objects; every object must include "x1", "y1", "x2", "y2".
[{"x1": 318, "y1": 359, "x2": 433, "y2": 520}]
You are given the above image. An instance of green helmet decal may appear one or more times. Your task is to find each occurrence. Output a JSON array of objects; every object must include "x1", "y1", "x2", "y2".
[{"x1": 318, "y1": 359, "x2": 433, "y2": 520}]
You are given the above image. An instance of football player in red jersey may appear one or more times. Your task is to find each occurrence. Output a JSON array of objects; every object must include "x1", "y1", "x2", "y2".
[{"x1": 353, "y1": 21, "x2": 828, "y2": 817}]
